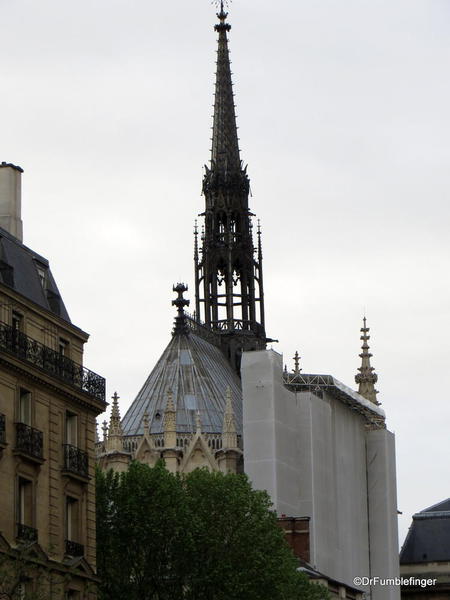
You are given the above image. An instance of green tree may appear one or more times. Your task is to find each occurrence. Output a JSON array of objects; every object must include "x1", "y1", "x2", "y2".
[{"x1": 96, "y1": 462, "x2": 328, "y2": 600}]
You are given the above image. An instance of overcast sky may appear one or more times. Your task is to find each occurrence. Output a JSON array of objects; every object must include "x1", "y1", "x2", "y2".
[{"x1": 2, "y1": 0, "x2": 450, "y2": 546}]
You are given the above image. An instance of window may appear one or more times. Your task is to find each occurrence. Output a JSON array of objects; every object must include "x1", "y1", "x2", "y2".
[
  {"x1": 18, "y1": 477, "x2": 33, "y2": 526},
  {"x1": 12, "y1": 311, "x2": 23, "y2": 331},
  {"x1": 59, "y1": 338, "x2": 69, "y2": 356},
  {"x1": 19, "y1": 388, "x2": 31, "y2": 425},
  {"x1": 66, "y1": 497, "x2": 79, "y2": 542},
  {"x1": 66, "y1": 412, "x2": 78, "y2": 446},
  {"x1": 36, "y1": 264, "x2": 46, "y2": 288},
  {"x1": 66, "y1": 591, "x2": 81, "y2": 600}
]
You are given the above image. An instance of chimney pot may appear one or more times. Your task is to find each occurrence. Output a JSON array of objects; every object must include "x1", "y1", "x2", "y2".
[{"x1": 0, "y1": 162, "x2": 24, "y2": 241}]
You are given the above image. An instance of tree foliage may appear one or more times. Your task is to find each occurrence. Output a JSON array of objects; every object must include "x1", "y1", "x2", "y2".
[{"x1": 96, "y1": 462, "x2": 328, "y2": 600}]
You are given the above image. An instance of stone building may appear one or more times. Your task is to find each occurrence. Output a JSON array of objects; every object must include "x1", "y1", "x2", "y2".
[
  {"x1": 98, "y1": 2, "x2": 267, "y2": 475},
  {"x1": 400, "y1": 499, "x2": 450, "y2": 599},
  {"x1": 98, "y1": 5, "x2": 400, "y2": 600},
  {"x1": 0, "y1": 162, "x2": 106, "y2": 598}
]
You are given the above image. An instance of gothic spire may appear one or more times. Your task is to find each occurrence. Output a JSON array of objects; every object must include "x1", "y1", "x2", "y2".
[
  {"x1": 195, "y1": 5, "x2": 268, "y2": 374},
  {"x1": 105, "y1": 391, "x2": 124, "y2": 452},
  {"x1": 355, "y1": 317, "x2": 380, "y2": 405},
  {"x1": 109, "y1": 391, "x2": 122, "y2": 436},
  {"x1": 210, "y1": 3, "x2": 241, "y2": 175}
]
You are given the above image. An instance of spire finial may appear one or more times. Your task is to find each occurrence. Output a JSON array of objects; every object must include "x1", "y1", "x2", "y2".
[
  {"x1": 102, "y1": 420, "x2": 108, "y2": 442},
  {"x1": 108, "y1": 392, "x2": 123, "y2": 437},
  {"x1": 355, "y1": 316, "x2": 380, "y2": 405},
  {"x1": 214, "y1": 0, "x2": 230, "y2": 27},
  {"x1": 172, "y1": 283, "x2": 190, "y2": 335},
  {"x1": 293, "y1": 351, "x2": 301, "y2": 375}
]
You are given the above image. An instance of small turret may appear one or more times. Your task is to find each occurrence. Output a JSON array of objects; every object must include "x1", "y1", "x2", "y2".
[
  {"x1": 217, "y1": 386, "x2": 241, "y2": 473},
  {"x1": 222, "y1": 386, "x2": 237, "y2": 449},
  {"x1": 105, "y1": 392, "x2": 124, "y2": 452},
  {"x1": 355, "y1": 317, "x2": 380, "y2": 405},
  {"x1": 163, "y1": 390, "x2": 177, "y2": 447},
  {"x1": 162, "y1": 390, "x2": 179, "y2": 472},
  {"x1": 102, "y1": 392, "x2": 130, "y2": 472}
]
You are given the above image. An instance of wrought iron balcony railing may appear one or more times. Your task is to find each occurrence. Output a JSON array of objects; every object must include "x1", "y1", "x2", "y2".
[
  {"x1": 0, "y1": 413, "x2": 5, "y2": 445},
  {"x1": 0, "y1": 321, "x2": 105, "y2": 402},
  {"x1": 15, "y1": 422, "x2": 43, "y2": 461},
  {"x1": 17, "y1": 523, "x2": 38, "y2": 543},
  {"x1": 63, "y1": 444, "x2": 88, "y2": 478},
  {"x1": 65, "y1": 539, "x2": 84, "y2": 557}
]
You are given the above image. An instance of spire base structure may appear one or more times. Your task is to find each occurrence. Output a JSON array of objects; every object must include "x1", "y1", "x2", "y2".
[{"x1": 194, "y1": 6, "x2": 267, "y2": 374}]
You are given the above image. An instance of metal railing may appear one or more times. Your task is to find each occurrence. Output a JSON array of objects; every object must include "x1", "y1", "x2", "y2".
[
  {"x1": 15, "y1": 422, "x2": 43, "y2": 460},
  {"x1": 0, "y1": 321, "x2": 105, "y2": 401},
  {"x1": 65, "y1": 539, "x2": 84, "y2": 557},
  {"x1": 16, "y1": 523, "x2": 38, "y2": 543},
  {"x1": 185, "y1": 313, "x2": 222, "y2": 347},
  {"x1": 63, "y1": 444, "x2": 88, "y2": 478},
  {"x1": 211, "y1": 318, "x2": 265, "y2": 337}
]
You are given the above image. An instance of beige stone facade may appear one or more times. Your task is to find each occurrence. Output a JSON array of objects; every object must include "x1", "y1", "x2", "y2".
[
  {"x1": 0, "y1": 287, "x2": 106, "y2": 598},
  {"x1": 0, "y1": 164, "x2": 106, "y2": 599}
]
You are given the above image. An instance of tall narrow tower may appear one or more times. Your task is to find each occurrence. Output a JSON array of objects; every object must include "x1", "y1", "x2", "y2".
[{"x1": 194, "y1": 3, "x2": 267, "y2": 372}]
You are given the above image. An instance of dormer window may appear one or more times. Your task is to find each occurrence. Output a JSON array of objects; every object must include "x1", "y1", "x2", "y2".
[{"x1": 36, "y1": 265, "x2": 46, "y2": 288}]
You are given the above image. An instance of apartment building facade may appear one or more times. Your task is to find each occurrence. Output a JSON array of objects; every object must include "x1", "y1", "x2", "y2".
[{"x1": 0, "y1": 162, "x2": 106, "y2": 599}]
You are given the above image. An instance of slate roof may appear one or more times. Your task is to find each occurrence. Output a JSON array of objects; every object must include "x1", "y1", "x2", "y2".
[
  {"x1": 0, "y1": 226, "x2": 70, "y2": 322},
  {"x1": 121, "y1": 328, "x2": 242, "y2": 436},
  {"x1": 400, "y1": 499, "x2": 450, "y2": 564}
]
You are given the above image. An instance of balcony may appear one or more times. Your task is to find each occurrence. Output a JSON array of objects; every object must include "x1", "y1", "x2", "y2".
[
  {"x1": 15, "y1": 422, "x2": 44, "y2": 463},
  {"x1": 65, "y1": 539, "x2": 84, "y2": 557},
  {"x1": 17, "y1": 523, "x2": 38, "y2": 543},
  {"x1": 0, "y1": 321, "x2": 105, "y2": 402},
  {"x1": 63, "y1": 444, "x2": 89, "y2": 480}
]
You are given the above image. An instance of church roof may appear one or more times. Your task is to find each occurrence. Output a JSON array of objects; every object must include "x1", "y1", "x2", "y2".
[
  {"x1": 121, "y1": 321, "x2": 242, "y2": 437},
  {"x1": 400, "y1": 499, "x2": 450, "y2": 564}
]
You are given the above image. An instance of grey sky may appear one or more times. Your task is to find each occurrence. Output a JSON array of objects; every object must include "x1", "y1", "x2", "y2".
[{"x1": 2, "y1": 0, "x2": 450, "y2": 546}]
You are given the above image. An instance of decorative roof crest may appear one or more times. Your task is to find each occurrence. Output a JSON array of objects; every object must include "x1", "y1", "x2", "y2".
[
  {"x1": 172, "y1": 283, "x2": 190, "y2": 336},
  {"x1": 293, "y1": 351, "x2": 301, "y2": 375}
]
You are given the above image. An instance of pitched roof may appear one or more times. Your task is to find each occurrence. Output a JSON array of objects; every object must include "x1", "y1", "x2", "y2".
[
  {"x1": 0, "y1": 226, "x2": 70, "y2": 321},
  {"x1": 400, "y1": 498, "x2": 450, "y2": 564},
  {"x1": 121, "y1": 329, "x2": 242, "y2": 436}
]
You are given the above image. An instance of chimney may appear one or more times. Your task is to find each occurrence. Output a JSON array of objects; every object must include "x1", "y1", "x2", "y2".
[{"x1": 0, "y1": 162, "x2": 24, "y2": 242}]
